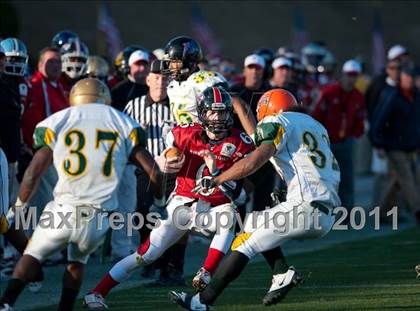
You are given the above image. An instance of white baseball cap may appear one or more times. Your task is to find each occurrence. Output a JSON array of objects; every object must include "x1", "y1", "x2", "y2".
[
  {"x1": 129, "y1": 50, "x2": 150, "y2": 66},
  {"x1": 153, "y1": 48, "x2": 165, "y2": 60},
  {"x1": 387, "y1": 45, "x2": 407, "y2": 61},
  {"x1": 244, "y1": 54, "x2": 265, "y2": 68},
  {"x1": 342, "y1": 60, "x2": 361, "y2": 74},
  {"x1": 272, "y1": 57, "x2": 292, "y2": 69}
]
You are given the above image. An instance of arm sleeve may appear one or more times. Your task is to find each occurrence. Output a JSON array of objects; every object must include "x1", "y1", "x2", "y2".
[
  {"x1": 126, "y1": 126, "x2": 148, "y2": 155},
  {"x1": 33, "y1": 127, "x2": 56, "y2": 150},
  {"x1": 32, "y1": 112, "x2": 65, "y2": 150},
  {"x1": 254, "y1": 117, "x2": 286, "y2": 151}
]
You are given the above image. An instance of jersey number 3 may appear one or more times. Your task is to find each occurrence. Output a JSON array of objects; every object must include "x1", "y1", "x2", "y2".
[
  {"x1": 63, "y1": 129, "x2": 119, "y2": 177},
  {"x1": 302, "y1": 131, "x2": 339, "y2": 171}
]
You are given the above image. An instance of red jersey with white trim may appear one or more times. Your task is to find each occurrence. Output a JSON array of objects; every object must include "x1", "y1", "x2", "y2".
[
  {"x1": 58, "y1": 73, "x2": 76, "y2": 99},
  {"x1": 166, "y1": 123, "x2": 254, "y2": 206}
]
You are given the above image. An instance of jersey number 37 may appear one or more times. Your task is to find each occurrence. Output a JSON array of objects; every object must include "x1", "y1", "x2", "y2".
[{"x1": 63, "y1": 129, "x2": 119, "y2": 177}]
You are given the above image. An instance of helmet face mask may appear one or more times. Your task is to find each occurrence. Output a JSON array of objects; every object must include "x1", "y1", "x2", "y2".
[
  {"x1": 162, "y1": 36, "x2": 203, "y2": 81},
  {"x1": 198, "y1": 86, "x2": 234, "y2": 136},
  {"x1": 301, "y1": 43, "x2": 328, "y2": 74},
  {"x1": 201, "y1": 108, "x2": 233, "y2": 135},
  {"x1": 61, "y1": 41, "x2": 89, "y2": 79},
  {"x1": 162, "y1": 58, "x2": 189, "y2": 81},
  {"x1": 0, "y1": 38, "x2": 28, "y2": 76},
  {"x1": 4, "y1": 55, "x2": 27, "y2": 76}
]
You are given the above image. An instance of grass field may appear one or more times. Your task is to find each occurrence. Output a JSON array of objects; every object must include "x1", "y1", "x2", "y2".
[{"x1": 36, "y1": 227, "x2": 420, "y2": 311}]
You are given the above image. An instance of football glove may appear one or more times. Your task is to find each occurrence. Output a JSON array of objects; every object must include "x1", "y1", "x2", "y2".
[{"x1": 192, "y1": 176, "x2": 217, "y2": 196}]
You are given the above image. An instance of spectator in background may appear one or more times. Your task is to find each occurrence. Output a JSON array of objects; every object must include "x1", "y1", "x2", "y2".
[
  {"x1": 218, "y1": 57, "x2": 236, "y2": 86},
  {"x1": 369, "y1": 63, "x2": 420, "y2": 224},
  {"x1": 270, "y1": 57, "x2": 296, "y2": 96},
  {"x1": 230, "y1": 54, "x2": 271, "y2": 118},
  {"x1": 22, "y1": 47, "x2": 67, "y2": 148},
  {"x1": 111, "y1": 49, "x2": 149, "y2": 111},
  {"x1": 230, "y1": 53, "x2": 274, "y2": 215},
  {"x1": 366, "y1": 45, "x2": 408, "y2": 121},
  {"x1": 312, "y1": 60, "x2": 365, "y2": 211},
  {"x1": 366, "y1": 54, "x2": 402, "y2": 209}
]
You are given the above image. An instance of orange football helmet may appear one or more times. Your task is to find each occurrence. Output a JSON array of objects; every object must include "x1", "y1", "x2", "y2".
[{"x1": 256, "y1": 89, "x2": 298, "y2": 121}]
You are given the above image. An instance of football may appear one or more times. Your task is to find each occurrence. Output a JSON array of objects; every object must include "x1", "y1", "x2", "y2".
[{"x1": 164, "y1": 147, "x2": 181, "y2": 158}]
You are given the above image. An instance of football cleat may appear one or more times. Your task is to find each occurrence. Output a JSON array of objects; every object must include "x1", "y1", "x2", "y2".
[
  {"x1": 262, "y1": 266, "x2": 304, "y2": 306},
  {"x1": 415, "y1": 264, "x2": 420, "y2": 278},
  {"x1": 28, "y1": 281, "x2": 43, "y2": 293},
  {"x1": 168, "y1": 291, "x2": 210, "y2": 311},
  {"x1": 192, "y1": 267, "x2": 211, "y2": 291},
  {"x1": 83, "y1": 292, "x2": 108, "y2": 309},
  {"x1": 0, "y1": 303, "x2": 13, "y2": 311}
]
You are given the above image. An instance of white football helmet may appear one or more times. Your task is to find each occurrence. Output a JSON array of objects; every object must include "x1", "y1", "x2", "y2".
[
  {"x1": 0, "y1": 38, "x2": 28, "y2": 76},
  {"x1": 60, "y1": 39, "x2": 89, "y2": 79},
  {"x1": 301, "y1": 43, "x2": 327, "y2": 74}
]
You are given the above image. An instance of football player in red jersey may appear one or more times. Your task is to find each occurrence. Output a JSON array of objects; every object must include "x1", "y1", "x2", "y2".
[
  {"x1": 84, "y1": 86, "x2": 254, "y2": 309},
  {"x1": 58, "y1": 39, "x2": 89, "y2": 98}
]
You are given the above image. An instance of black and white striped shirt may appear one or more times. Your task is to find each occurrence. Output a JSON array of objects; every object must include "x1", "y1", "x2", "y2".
[{"x1": 124, "y1": 94, "x2": 175, "y2": 157}]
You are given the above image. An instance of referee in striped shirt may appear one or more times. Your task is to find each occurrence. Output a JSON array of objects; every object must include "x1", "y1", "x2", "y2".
[{"x1": 124, "y1": 60, "x2": 175, "y2": 158}]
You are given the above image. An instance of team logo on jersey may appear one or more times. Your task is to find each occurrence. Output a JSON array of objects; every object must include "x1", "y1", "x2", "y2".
[
  {"x1": 220, "y1": 143, "x2": 236, "y2": 158},
  {"x1": 19, "y1": 83, "x2": 28, "y2": 97},
  {"x1": 240, "y1": 132, "x2": 253, "y2": 144}
]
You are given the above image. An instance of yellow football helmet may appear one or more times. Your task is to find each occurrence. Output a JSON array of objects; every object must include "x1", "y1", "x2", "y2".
[{"x1": 69, "y1": 78, "x2": 111, "y2": 106}]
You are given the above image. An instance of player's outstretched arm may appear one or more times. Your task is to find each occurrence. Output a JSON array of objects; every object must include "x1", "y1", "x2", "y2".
[
  {"x1": 18, "y1": 146, "x2": 53, "y2": 203},
  {"x1": 232, "y1": 96, "x2": 256, "y2": 135},
  {"x1": 214, "y1": 143, "x2": 275, "y2": 186},
  {"x1": 130, "y1": 145, "x2": 165, "y2": 199}
]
